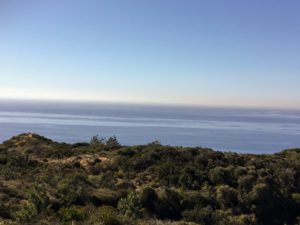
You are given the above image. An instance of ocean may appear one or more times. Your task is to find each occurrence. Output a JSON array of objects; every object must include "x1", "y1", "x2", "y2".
[{"x1": 0, "y1": 100, "x2": 300, "y2": 153}]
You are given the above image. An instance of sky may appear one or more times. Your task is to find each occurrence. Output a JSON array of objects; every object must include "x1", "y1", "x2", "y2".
[{"x1": 0, "y1": 0, "x2": 300, "y2": 108}]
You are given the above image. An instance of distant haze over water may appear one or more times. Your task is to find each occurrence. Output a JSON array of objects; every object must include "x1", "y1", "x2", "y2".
[{"x1": 0, "y1": 100, "x2": 300, "y2": 153}]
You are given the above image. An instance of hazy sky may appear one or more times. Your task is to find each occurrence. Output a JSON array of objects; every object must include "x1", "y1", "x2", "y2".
[{"x1": 1, "y1": 0, "x2": 300, "y2": 108}]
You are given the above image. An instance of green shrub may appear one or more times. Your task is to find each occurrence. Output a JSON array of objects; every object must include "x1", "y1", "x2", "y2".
[
  {"x1": 140, "y1": 187, "x2": 158, "y2": 212},
  {"x1": 93, "y1": 205, "x2": 121, "y2": 225},
  {"x1": 15, "y1": 201, "x2": 38, "y2": 222},
  {"x1": 216, "y1": 185, "x2": 238, "y2": 208},
  {"x1": 182, "y1": 206, "x2": 213, "y2": 224},
  {"x1": 58, "y1": 205, "x2": 87, "y2": 223},
  {"x1": 155, "y1": 189, "x2": 182, "y2": 220},
  {"x1": 118, "y1": 192, "x2": 143, "y2": 219}
]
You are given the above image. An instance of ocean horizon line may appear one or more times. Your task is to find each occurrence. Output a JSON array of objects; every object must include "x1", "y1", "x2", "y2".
[{"x1": 0, "y1": 98, "x2": 300, "y2": 112}]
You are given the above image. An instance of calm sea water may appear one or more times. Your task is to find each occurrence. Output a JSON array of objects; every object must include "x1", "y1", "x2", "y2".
[{"x1": 0, "y1": 100, "x2": 300, "y2": 153}]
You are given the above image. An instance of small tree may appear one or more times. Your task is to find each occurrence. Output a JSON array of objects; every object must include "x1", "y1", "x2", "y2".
[
  {"x1": 90, "y1": 135, "x2": 105, "y2": 150},
  {"x1": 106, "y1": 136, "x2": 121, "y2": 150},
  {"x1": 147, "y1": 140, "x2": 162, "y2": 147}
]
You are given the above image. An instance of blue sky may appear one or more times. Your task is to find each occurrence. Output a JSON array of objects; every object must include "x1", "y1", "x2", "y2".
[{"x1": 1, "y1": 0, "x2": 300, "y2": 108}]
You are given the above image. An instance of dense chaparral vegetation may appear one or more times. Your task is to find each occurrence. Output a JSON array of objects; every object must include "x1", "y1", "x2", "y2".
[{"x1": 0, "y1": 133, "x2": 300, "y2": 225}]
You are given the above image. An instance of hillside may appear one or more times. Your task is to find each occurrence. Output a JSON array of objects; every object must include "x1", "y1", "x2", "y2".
[{"x1": 0, "y1": 133, "x2": 300, "y2": 225}]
